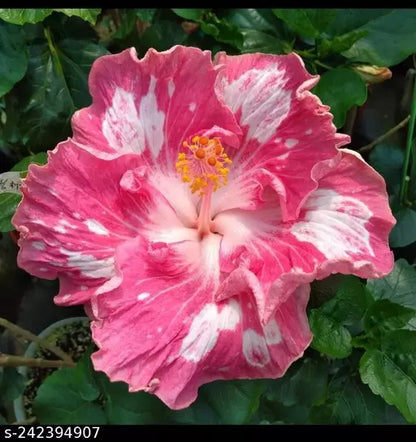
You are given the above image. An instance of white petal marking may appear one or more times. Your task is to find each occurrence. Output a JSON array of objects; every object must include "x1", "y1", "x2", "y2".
[
  {"x1": 85, "y1": 219, "x2": 109, "y2": 236},
  {"x1": 243, "y1": 329, "x2": 271, "y2": 367},
  {"x1": 291, "y1": 189, "x2": 374, "y2": 259},
  {"x1": 263, "y1": 319, "x2": 282, "y2": 345},
  {"x1": 103, "y1": 87, "x2": 145, "y2": 154},
  {"x1": 32, "y1": 241, "x2": 45, "y2": 251},
  {"x1": 140, "y1": 76, "x2": 165, "y2": 158},
  {"x1": 180, "y1": 304, "x2": 220, "y2": 363},
  {"x1": 224, "y1": 65, "x2": 290, "y2": 144},
  {"x1": 137, "y1": 292, "x2": 151, "y2": 301}
]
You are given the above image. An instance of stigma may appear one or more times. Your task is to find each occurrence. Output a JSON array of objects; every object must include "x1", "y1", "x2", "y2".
[{"x1": 175, "y1": 136, "x2": 232, "y2": 196}]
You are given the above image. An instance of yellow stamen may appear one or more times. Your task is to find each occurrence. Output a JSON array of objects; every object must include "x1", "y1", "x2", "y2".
[{"x1": 175, "y1": 136, "x2": 232, "y2": 196}]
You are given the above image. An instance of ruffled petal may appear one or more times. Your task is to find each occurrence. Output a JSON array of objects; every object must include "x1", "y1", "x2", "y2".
[
  {"x1": 71, "y1": 46, "x2": 241, "y2": 165},
  {"x1": 215, "y1": 150, "x2": 395, "y2": 323},
  {"x1": 91, "y1": 234, "x2": 311, "y2": 409},
  {"x1": 214, "y1": 52, "x2": 349, "y2": 220}
]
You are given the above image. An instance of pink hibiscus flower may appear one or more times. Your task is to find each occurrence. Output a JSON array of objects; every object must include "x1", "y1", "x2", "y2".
[{"x1": 13, "y1": 46, "x2": 395, "y2": 409}]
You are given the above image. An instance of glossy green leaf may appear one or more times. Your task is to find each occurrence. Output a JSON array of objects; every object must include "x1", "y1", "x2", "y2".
[
  {"x1": 171, "y1": 9, "x2": 207, "y2": 21},
  {"x1": 98, "y1": 376, "x2": 167, "y2": 424},
  {"x1": 0, "y1": 21, "x2": 28, "y2": 97},
  {"x1": 0, "y1": 9, "x2": 52, "y2": 24},
  {"x1": 5, "y1": 35, "x2": 108, "y2": 152},
  {"x1": 135, "y1": 9, "x2": 156, "y2": 23},
  {"x1": 200, "y1": 16, "x2": 243, "y2": 50},
  {"x1": 310, "y1": 374, "x2": 385, "y2": 424},
  {"x1": 0, "y1": 367, "x2": 25, "y2": 404},
  {"x1": 367, "y1": 259, "x2": 416, "y2": 310},
  {"x1": 390, "y1": 208, "x2": 416, "y2": 248},
  {"x1": 325, "y1": 9, "x2": 392, "y2": 36},
  {"x1": 11, "y1": 152, "x2": 48, "y2": 173},
  {"x1": 318, "y1": 30, "x2": 368, "y2": 58},
  {"x1": 265, "y1": 358, "x2": 328, "y2": 407},
  {"x1": 55, "y1": 9, "x2": 101, "y2": 25},
  {"x1": 199, "y1": 380, "x2": 264, "y2": 424},
  {"x1": 309, "y1": 309, "x2": 352, "y2": 358},
  {"x1": 360, "y1": 343, "x2": 416, "y2": 423},
  {"x1": 0, "y1": 193, "x2": 21, "y2": 232},
  {"x1": 0, "y1": 8, "x2": 101, "y2": 25},
  {"x1": 272, "y1": 9, "x2": 336, "y2": 39},
  {"x1": 313, "y1": 68, "x2": 367, "y2": 128},
  {"x1": 343, "y1": 10, "x2": 416, "y2": 66},
  {"x1": 368, "y1": 144, "x2": 404, "y2": 196},
  {"x1": 34, "y1": 353, "x2": 107, "y2": 424},
  {"x1": 363, "y1": 300, "x2": 416, "y2": 337}
]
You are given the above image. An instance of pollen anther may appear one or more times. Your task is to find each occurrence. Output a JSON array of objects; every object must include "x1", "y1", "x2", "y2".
[{"x1": 175, "y1": 135, "x2": 232, "y2": 195}]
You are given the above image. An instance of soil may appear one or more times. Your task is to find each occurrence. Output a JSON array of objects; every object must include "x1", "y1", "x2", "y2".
[{"x1": 22, "y1": 320, "x2": 93, "y2": 419}]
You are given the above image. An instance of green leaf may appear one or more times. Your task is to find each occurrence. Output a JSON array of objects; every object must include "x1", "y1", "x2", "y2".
[
  {"x1": 227, "y1": 8, "x2": 282, "y2": 33},
  {"x1": 240, "y1": 30, "x2": 291, "y2": 54},
  {"x1": 5, "y1": 33, "x2": 108, "y2": 152},
  {"x1": 368, "y1": 144, "x2": 404, "y2": 196},
  {"x1": 0, "y1": 367, "x2": 25, "y2": 404},
  {"x1": 98, "y1": 376, "x2": 167, "y2": 424},
  {"x1": 200, "y1": 15, "x2": 243, "y2": 50},
  {"x1": 11, "y1": 152, "x2": 48, "y2": 173},
  {"x1": 389, "y1": 208, "x2": 416, "y2": 248},
  {"x1": 173, "y1": 380, "x2": 264, "y2": 424},
  {"x1": 55, "y1": 9, "x2": 101, "y2": 25},
  {"x1": 171, "y1": 9, "x2": 208, "y2": 21},
  {"x1": 272, "y1": 9, "x2": 336, "y2": 39},
  {"x1": 135, "y1": 9, "x2": 156, "y2": 23},
  {"x1": 343, "y1": 10, "x2": 416, "y2": 66},
  {"x1": 0, "y1": 9, "x2": 52, "y2": 24},
  {"x1": 34, "y1": 353, "x2": 107, "y2": 424},
  {"x1": 0, "y1": 21, "x2": 28, "y2": 97},
  {"x1": 309, "y1": 309, "x2": 352, "y2": 358},
  {"x1": 360, "y1": 345, "x2": 416, "y2": 423},
  {"x1": 313, "y1": 68, "x2": 367, "y2": 128},
  {"x1": 0, "y1": 193, "x2": 21, "y2": 232},
  {"x1": 318, "y1": 30, "x2": 368, "y2": 58},
  {"x1": 363, "y1": 300, "x2": 416, "y2": 337},
  {"x1": 139, "y1": 20, "x2": 187, "y2": 53},
  {"x1": 264, "y1": 358, "x2": 328, "y2": 407},
  {"x1": 367, "y1": 259, "x2": 416, "y2": 310},
  {"x1": 0, "y1": 9, "x2": 101, "y2": 25},
  {"x1": 325, "y1": 9, "x2": 392, "y2": 36},
  {"x1": 200, "y1": 380, "x2": 264, "y2": 424},
  {"x1": 310, "y1": 374, "x2": 385, "y2": 424}
]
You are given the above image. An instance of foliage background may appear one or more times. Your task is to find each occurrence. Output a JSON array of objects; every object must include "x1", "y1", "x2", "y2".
[{"x1": 1, "y1": 8, "x2": 416, "y2": 425}]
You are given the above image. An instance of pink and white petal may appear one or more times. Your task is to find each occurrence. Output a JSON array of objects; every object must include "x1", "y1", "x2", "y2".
[
  {"x1": 214, "y1": 149, "x2": 395, "y2": 323},
  {"x1": 214, "y1": 52, "x2": 349, "y2": 220},
  {"x1": 72, "y1": 46, "x2": 241, "y2": 165},
  {"x1": 91, "y1": 234, "x2": 311, "y2": 409},
  {"x1": 12, "y1": 140, "x2": 145, "y2": 305}
]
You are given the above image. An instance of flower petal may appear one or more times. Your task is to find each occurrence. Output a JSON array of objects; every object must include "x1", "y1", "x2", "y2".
[
  {"x1": 215, "y1": 149, "x2": 395, "y2": 323},
  {"x1": 72, "y1": 46, "x2": 241, "y2": 164},
  {"x1": 214, "y1": 52, "x2": 349, "y2": 219},
  {"x1": 91, "y1": 234, "x2": 311, "y2": 409},
  {"x1": 12, "y1": 140, "x2": 144, "y2": 305}
]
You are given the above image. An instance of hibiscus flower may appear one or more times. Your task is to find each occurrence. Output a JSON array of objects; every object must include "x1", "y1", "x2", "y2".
[{"x1": 13, "y1": 46, "x2": 395, "y2": 409}]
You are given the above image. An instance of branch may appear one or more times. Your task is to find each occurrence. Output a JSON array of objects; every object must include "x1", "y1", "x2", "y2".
[
  {"x1": 0, "y1": 317, "x2": 74, "y2": 365},
  {"x1": 0, "y1": 354, "x2": 76, "y2": 368},
  {"x1": 358, "y1": 115, "x2": 410, "y2": 154}
]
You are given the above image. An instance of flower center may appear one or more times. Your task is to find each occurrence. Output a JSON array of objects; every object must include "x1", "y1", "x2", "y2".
[
  {"x1": 175, "y1": 136, "x2": 232, "y2": 196},
  {"x1": 176, "y1": 136, "x2": 232, "y2": 237}
]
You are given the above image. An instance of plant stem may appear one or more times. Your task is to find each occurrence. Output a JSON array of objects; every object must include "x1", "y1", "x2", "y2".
[
  {"x1": 0, "y1": 354, "x2": 75, "y2": 368},
  {"x1": 11, "y1": 417, "x2": 37, "y2": 425},
  {"x1": 0, "y1": 317, "x2": 74, "y2": 365},
  {"x1": 400, "y1": 73, "x2": 416, "y2": 204},
  {"x1": 315, "y1": 60, "x2": 333, "y2": 71},
  {"x1": 358, "y1": 115, "x2": 411, "y2": 154}
]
